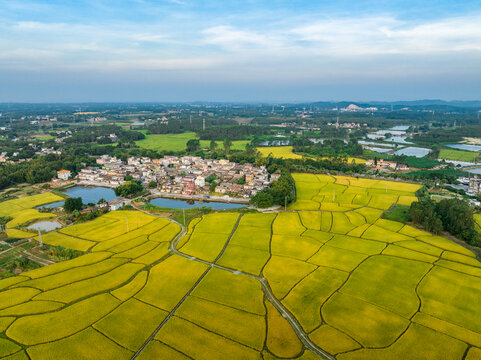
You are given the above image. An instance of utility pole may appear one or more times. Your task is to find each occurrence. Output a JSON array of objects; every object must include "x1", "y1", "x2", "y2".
[
  {"x1": 38, "y1": 230, "x2": 43, "y2": 246},
  {"x1": 183, "y1": 208, "x2": 186, "y2": 226},
  {"x1": 285, "y1": 196, "x2": 287, "y2": 211},
  {"x1": 203, "y1": 118, "x2": 205, "y2": 131}
]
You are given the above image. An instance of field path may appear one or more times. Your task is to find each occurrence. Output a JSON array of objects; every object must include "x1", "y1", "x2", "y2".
[
  {"x1": 131, "y1": 214, "x2": 243, "y2": 359},
  {"x1": 131, "y1": 204, "x2": 335, "y2": 359}
]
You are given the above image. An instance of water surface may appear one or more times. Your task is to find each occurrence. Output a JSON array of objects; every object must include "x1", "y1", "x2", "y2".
[
  {"x1": 150, "y1": 197, "x2": 246, "y2": 210},
  {"x1": 28, "y1": 220, "x2": 62, "y2": 232},
  {"x1": 395, "y1": 147, "x2": 430, "y2": 158}
]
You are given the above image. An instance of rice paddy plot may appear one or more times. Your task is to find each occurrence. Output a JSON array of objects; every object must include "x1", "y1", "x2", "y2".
[
  {"x1": 26, "y1": 327, "x2": 132, "y2": 360},
  {"x1": 271, "y1": 234, "x2": 321, "y2": 260},
  {"x1": 93, "y1": 298, "x2": 168, "y2": 351},
  {"x1": 283, "y1": 266, "x2": 348, "y2": 332},
  {"x1": 192, "y1": 267, "x2": 265, "y2": 315},
  {"x1": 337, "y1": 323, "x2": 467, "y2": 360},
  {"x1": 7, "y1": 293, "x2": 120, "y2": 345},
  {"x1": 155, "y1": 316, "x2": 261, "y2": 360},
  {"x1": 264, "y1": 255, "x2": 316, "y2": 299},
  {"x1": 340, "y1": 256, "x2": 431, "y2": 317},
  {"x1": 136, "y1": 255, "x2": 208, "y2": 311},
  {"x1": 257, "y1": 146, "x2": 304, "y2": 159},
  {"x1": 35, "y1": 232, "x2": 95, "y2": 252},
  {"x1": 136, "y1": 132, "x2": 249, "y2": 152},
  {"x1": 418, "y1": 266, "x2": 481, "y2": 334},
  {"x1": 439, "y1": 148, "x2": 478, "y2": 162},
  {"x1": 265, "y1": 301, "x2": 303, "y2": 358},
  {"x1": 176, "y1": 295, "x2": 265, "y2": 350},
  {"x1": 308, "y1": 245, "x2": 368, "y2": 272},
  {"x1": 322, "y1": 292, "x2": 410, "y2": 348},
  {"x1": 217, "y1": 245, "x2": 270, "y2": 275}
]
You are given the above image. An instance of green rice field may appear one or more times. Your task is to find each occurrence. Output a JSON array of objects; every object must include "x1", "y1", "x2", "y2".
[
  {"x1": 439, "y1": 148, "x2": 479, "y2": 162},
  {"x1": 135, "y1": 132, "x2": 249, "y2": 152}
]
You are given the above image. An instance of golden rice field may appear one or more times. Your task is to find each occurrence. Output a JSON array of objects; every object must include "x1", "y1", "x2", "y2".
[
  {"x1": 257, "y1": 146, "x2": 365, "y2": 164},
  {"x1": 0, "y1": 193, "x2": 63, "y2": 234},
  {"x1": 0, "y1": 175, "x2": 480, "y2": 359}
]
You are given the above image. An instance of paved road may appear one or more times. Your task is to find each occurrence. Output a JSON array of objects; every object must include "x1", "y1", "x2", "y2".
[{"x1": 131, "y1": 207, "x2": 335, "y2": 360}]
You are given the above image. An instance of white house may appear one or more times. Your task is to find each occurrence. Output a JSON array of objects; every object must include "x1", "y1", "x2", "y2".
[
  {"x1": 108, "y1": 199, "x2": 125, "y2": 211},
  {"x1": 57, "y1": 170, "x2": 71, "y2": 180},
  {"x1": 195, "y1": 176, "x2": 205, "y2": 187}
]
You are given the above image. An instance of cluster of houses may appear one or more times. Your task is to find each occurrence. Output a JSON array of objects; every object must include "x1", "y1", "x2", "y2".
[
  {"x1": 73, "y1": 155, "x2": 275, "y2": 198},
  {"x1": 365, "y1": 159, "x2": 409, "y2": 171}
]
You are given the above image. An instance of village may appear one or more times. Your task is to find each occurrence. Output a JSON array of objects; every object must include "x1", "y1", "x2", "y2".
[{"x1": 68, "y1": 155, "x2": 276, "y2": 199}]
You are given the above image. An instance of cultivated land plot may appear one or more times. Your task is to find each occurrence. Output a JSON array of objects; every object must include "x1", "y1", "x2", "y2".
[
  {"x1": 289, "y1": 173, "x2": 422, "y2": 211},
  {"x1": 0, "y1": 174, "x2": 479, "y2": 359},
  {"x1": 439, "y1": 148, "x2": 478, "y2": 162},
  {"x1": 136, "y1": 132, "x2": 248, "y2": 152},
  {"x1": 0, "y1": 192, "x2": 63, "y2": 230}
]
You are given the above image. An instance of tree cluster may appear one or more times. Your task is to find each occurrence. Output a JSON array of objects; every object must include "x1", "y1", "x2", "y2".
[
  {"x1": 196, "y1": 125, "x2": 272, "y2": 140},
  {"x1": 64, "y1": 197, "x2": 83, "y2": 213},
  {"x1": 292, "y1": 138, "x2": 363, "y2": 158},
  {"x1": 250, "y1": 171, "x2": 296, "y2": 208},
  {"x1": 410, "y1": 198, "x2": 481, "y2": 247},
  {"x1": 114, "y1": 181, "x2": 143, "y2": 197}
]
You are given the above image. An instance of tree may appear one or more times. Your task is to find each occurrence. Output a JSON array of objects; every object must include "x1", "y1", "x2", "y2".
[
  {"x1": 97, "y1": 198, "x2": 106, "y2": 204},
  {"x1": 64, "y1": 197, "x2": 83, "y2": 212},
  {"x1": 209, "y1": 140, "x2": 217, "y2": 151},
  {"x1": 209, "y1": 181, "x2": 217, "y2": 193},
  {"x1": 115, "y1": 181, "x2": 143, "y2": 197},
  {"x1": 186, "y1": 139, "x2": 200, "y2": 152},
  {"x1": 250, "y1": 190, "x2": 274, "y2": 208},
  {"x1": 148, "y1": 181, "x2": 157, "y2": 189},
  {"x1": 223, "y1": 138, "x2": 232, "y2": 154},
  {"x1": 436, "y1": 199, "x2": 474, "y2": 238}
]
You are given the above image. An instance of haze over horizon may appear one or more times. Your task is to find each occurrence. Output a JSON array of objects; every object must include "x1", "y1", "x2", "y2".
[{"x1": 1, "y1": 0, "x2": 481, "y2": 102}]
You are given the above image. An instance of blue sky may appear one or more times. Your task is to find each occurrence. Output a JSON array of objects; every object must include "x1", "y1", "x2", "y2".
[{"x1": 1, "y1": 0, "x2": 481, "y2": 102}]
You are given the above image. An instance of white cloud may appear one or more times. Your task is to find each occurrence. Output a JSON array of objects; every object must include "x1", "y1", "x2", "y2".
[{"x1": 1, "y1": 12, "x2": 481, "y2": 75}]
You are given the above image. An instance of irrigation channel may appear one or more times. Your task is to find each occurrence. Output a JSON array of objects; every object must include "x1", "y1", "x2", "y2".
[{"x1": 131, "y1": 209, "x2": 335, "y2": 360}]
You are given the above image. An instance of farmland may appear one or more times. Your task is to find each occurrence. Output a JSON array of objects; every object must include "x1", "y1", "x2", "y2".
[
  {"x1": 0, "y1": 192, "x2": 63, "y2": 232},
  {"x1": 135, "y1": 132, "x2": 249, "y2": 152},
  {"x1": 0, "y1": 175, "x2": 480, "y2": 359},
  {"x1": 257, "y1": 146, "x2": 366, "y2": 164},
  {"x1": 439, "y1": 148, "x2": 479, "y2": 162},
  {"x1": 258, "y1": 146, "x2": 305, "y2": 159}
]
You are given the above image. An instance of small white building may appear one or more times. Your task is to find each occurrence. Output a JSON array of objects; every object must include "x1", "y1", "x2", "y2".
[
  {"x1": 195, "y1": 176, "x2": 205, "y2": 187},
  {"x1": 108, "y1": 199, "x2": 125, "y2": 211},
  {"x1": 57, "y1": 170, "x2": 71, "y2": 180}
]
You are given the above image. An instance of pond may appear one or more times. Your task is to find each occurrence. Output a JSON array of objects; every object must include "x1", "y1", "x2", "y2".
[
  {"x1": 364, "y1": 146, "x2": 393, "y2": 154},
  {"x1": 467, "y1": 168, "x2": 481, "y2": 175},
  {"x1": 359, "y1": 141, "x2": 396, "y2": 148},
  {"x1": 442, "y1": 159, "x2": 477, "y2": 167},
  {"x1": 259, "y1": 140, "x2": 291, "y2": 146},
  {"x1": 446, "y1": 144, "x2": 481, "y2": 152},
  {"x1": 149, "y1": 197, "x2": 247, "y2": 210},
  {"x1": 366, "y1": 134, "x2": 411, "y2": 144},
  {"x1": 37, "y1": 186, "x2": 118, "y2": 209},
  {"x1": 28, "y1": 220, "x2": 62, "y2": 232},
  {"x1": 62, "y1": 186, "x2": 117, "y2": 205},
  {"x1": 395, "y1": 147, "x2": 431, "y2": 158},
  {"x1": 36, "y1": 201, "x2": 65, "y2": 209},
  {"x1": 389, "y1": 125, "x2": 410, "y2": 131}
]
